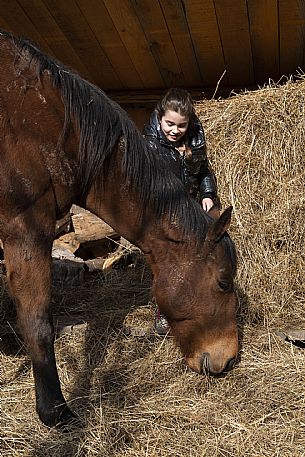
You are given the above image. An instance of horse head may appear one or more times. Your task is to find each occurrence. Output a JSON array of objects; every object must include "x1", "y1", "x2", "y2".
[{"x1": 148, "y1": 206, "x2": 238, "y2": 375}]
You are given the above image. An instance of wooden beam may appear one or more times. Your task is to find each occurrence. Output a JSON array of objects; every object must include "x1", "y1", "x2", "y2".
[
  {"x1": 214, "y1": 0, "x2": 254, "y2": 86},
  {"x1": 17, "y1": 0, "x2": 91, "y2": 80},
  {"x1": 279, "y1": 0, "x2": 305, "y2": 77},
  {"x1": 103, "y1": 0, "x2": 164, "y2": 88},
  {"x1": 248, "y1": 0, "x2": 280, "y2": 84},
  {"x1": 130, "y1": 0, "x2": 184, "y2": 87},
  {"x1": 183, "y1": 0, "x2": 227, "y2": 86},
  {"x1": 0, "y1": 0, "x2": 53, "y2": 55},
  {"x1": 76, "y1": 0, "x2": 143, "y2": 89},
  {"x1": 106, "y1": 85, "x2": 259, "y2": 105},
  {"x1": 159, "y1": 0, "x2": 202, "y2": 86},
  {"x1": 41, "y1": 0, "x2": 122, "y2": 89}
]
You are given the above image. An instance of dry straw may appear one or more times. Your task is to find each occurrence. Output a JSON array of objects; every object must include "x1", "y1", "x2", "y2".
[
  {"x1": 196, "y1": 77, "x2": 305, "y2": 327},
  {"x1": 1, "y1": 77, "x2": 305, "y2": 456}
]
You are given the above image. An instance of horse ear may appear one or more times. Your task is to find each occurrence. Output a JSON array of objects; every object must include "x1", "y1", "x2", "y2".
[
  {"x1": 207, "y1": 206, "x2": 233, "y2": 242},
  {"x1": 207, "y1": 204, "x2": 221, "y2": 220}
]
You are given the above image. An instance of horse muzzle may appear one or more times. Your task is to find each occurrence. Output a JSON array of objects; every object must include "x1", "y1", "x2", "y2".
[{"x1": 186, "y1": 352, "x2": 237, "y2": 375}]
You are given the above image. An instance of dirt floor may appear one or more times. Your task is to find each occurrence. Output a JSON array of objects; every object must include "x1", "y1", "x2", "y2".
[{"x1": 1, "y1": 77, "x2": 305, "y2": 456}]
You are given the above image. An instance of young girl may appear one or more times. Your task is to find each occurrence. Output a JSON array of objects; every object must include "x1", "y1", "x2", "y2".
[
  {"x1": 144, "y1": 88, "x2": 217, "y2": 211},
  {"x1": 143, "y1": 88, "x2": 219, "y2": 334}
]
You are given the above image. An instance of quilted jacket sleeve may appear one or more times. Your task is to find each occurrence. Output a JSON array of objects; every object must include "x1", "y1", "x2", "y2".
[{"x1": 197, "y1": 145, "x2": 217, "y2": 199}]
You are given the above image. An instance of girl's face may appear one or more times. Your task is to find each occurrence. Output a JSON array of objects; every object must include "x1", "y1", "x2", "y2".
[{"x1": 160, "y1": 109, "x2": 189, "y2": 143}]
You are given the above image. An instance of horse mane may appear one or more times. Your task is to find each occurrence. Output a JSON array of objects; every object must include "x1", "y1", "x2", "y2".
[{"x1": 0, "y1": 29, "x2": 223, "y2": 245}]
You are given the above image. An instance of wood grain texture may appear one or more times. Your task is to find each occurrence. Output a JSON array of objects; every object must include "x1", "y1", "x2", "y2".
[
  {"x1": 76, "y1": 0, "x2": 143, "y2": 89},
  {"x1": 248, "y1": 0, "x2": 279, "y2": 84},
  {"x1": 42, "y1": 0, "x2": 122, "y2": 88},
  {"x1": 131, "y1": 0, "x2": 184, "y2": 87},
  {"x1": 184, "y1": 0, "x2": 228, "y2": 87},
  {"x1": 17, "y1": 0, "x2": 91, "y2": 80},
  {"x1": 0, "y1": 0, "x2": 52, "y2": 54},
  {"x1": 0, "y1": 1, "x2": 304, "y2": 93},
  {"x1": 159, "y1": 0, "x2": 202, "y2": 86},
  {"x1": 279, "y1": 0, "x2": 305, "y2": 77},
  {"x1": 103, "y1": 0, "x2": 164, "y2": 88},
  {"x1": 214, "y1": 0, "x2": 254, "y2": 86}
]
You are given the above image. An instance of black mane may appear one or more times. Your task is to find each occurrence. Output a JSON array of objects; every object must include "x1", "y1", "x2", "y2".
[{"x1": 0, "y1": 29, "x2": 219, "y2": 244}]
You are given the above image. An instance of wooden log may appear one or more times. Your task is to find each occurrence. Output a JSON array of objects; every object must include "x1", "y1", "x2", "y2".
[
  {"x1": 53, "y1": 233, "x2": 80, "y2": 254},
  {"x1": 55, "y1": 212, "x2": 72, "y2": 237},
  {"x1": 71, "y1": 205, "x2": 117, "y2": 243},
  {"x1": 52, "y1": 246, "x2": 85, "y2": 286}
]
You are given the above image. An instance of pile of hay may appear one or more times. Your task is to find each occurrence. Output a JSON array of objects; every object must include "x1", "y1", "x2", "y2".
[
  {"x1": 196, "y1": 77, "x2": 305, "y2": 327},
  {"x1": 0, "y1": 78, "x2": 304, "y2": 457}
]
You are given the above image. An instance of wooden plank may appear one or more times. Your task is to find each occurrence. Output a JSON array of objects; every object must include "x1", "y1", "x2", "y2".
[
  {"x1": 76, "y1": 0, "x2": 143, "y2": 89},
  {"x1": 52, "y1": 256, "x2": 85, "y2": 286},
  {"x1": 71, "y1": 205, "x2": 117, "y2": 243},
  {"x1": 130, "y1": 0, "x2": 184, "y2": 87},
  {"x1": 247, "y1": 0, "x2": 279, "y2": 84},
  {"x1": 183, "y1": 0, "x2": 228, "y2": 88},
  {"x1": 159, "y1": 0, "x2": 202, "y2": 87},
  {"x1": 53, "y1": 233, "x2": 80, "y2": 254},
  {"x1": 0, "y1": 15, "x2": 11, "y2": 31},
  {"x1": 72, "y1": 213, "x2": 116, "y2": 243},
  {"x1": 103, "y1": 0, "x2": 164, "y2": 88},
  {"x1": 214, "y1": 0, "x2": 254, "y2": 86},
  {"x1": 0, "y1": 0, "x2": 52, "y2": 54},
  {"x1": 41, "y1": 0, "x2": 122, "y2": 89},
  {"x1": 122, "y1": 106, "x2": 153, "y2": 130},
  {"x1": 16, "y1": 0, "x2": 91, "y2": 80},
  {"x1": 55, "y1": 213, "x2": 72, "y2": 237},
  {"x1": 279, "y1": 0, "x2": 305, "y2": 78},
  {"x1": 106, "y1": 86, "x2": 258, "y2": 104}
]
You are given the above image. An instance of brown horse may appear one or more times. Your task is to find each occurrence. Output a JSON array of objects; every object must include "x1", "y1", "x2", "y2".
[{"x1": 0, "y1": 30, "x2": 238, "y2": 427}]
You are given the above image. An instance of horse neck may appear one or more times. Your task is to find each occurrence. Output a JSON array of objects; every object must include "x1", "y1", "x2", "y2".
[
  {"x1": 84, "y1": 156, "x2": 191, "y2": 257},
  {"x1": 85, "y1": 181, "x2": 168, "y2": 254}
]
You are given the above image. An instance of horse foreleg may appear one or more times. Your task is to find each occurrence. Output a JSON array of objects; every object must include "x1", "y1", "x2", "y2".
[{"x1": 4, "y1": 236, "x2": 75, "y2": 427}]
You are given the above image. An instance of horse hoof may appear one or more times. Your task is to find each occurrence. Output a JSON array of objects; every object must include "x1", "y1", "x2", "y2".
[
  {"x1": 38, "y1": 405, "x2": 80, "y2": 429},
  {"x1": 57, "y1": 406, "x2": 80, "y2": 427},
  {"x1": 56, "y1": 413, "x2": 83, "y2": 431}
]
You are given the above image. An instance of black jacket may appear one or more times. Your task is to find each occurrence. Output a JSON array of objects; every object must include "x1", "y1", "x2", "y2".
[{"x1": 143, "y1": 111, "x2": 217, "y2": 200}]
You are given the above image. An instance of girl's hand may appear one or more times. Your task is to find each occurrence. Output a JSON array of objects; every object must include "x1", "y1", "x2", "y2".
[{"x1": 202, "y1": 198, "x2": 214, "y2": 212}]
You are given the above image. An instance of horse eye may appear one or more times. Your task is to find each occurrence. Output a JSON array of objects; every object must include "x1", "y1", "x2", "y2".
[
  {"x1": 218, "y1": 280, "x2": 232, "y2": 292},
  {"x1": 167, "y1": 237, "x2": 184, "y2": 244}
]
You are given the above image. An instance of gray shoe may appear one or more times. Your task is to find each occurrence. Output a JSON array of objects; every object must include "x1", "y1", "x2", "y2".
[{"x1": 155, "y1": 308, "x2": 170, "y2": 335}]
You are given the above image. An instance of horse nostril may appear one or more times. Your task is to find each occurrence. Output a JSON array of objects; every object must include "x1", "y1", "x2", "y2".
[
  {"x1": 200, "y1": 352, "x2": 210, "y2": 374},
  {"x1": 199, "y1": 354, "x2": 236, "y2": 375},
  {"x1": 224, "y1": 357, "x2": 236, "y2": 372}
]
